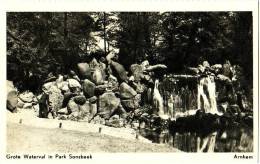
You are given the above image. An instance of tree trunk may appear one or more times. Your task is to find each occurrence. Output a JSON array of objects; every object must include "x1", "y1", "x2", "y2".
[{"x1": 103, "y1": 12, "x2": 107, "y2": 55}]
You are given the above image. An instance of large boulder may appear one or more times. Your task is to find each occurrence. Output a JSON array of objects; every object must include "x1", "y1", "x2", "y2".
[
  {"x1": 78, "y1": 101, "x2": 91, "y2": 115},
  {"x1": 67, "y1": 99, "x2": 79, "y2": 114},
  {"x1": 48, "y1": 85, "x2": 64, "y2": 113},
  {"x1": 19, "y1": 92, "x2": 34, "y2": 103},
  {"x1": 60, "y1": 81, "x2": 70, "y2": 93},
  {"x1": 119, "y1": 82, "x2": 137, "y2": 99},
  {"x1": 89, "y1": 58, "x2": 100, "y2": 69},
  {"x1": 67, "y1": 78, "x2": 81, "y2": 89},
  {"x1": 98, "y1": 91, "x2": 120, "y2": 119},
  {"x1": 91, "y1": 68, "x2": 104, "y2": 85},
  {"x1": 62, "y1": 92, "x2": 77, "y2": 108},
  {"x1": 56, "y1": 74, "x2": 64, "y2": 88},
  {"x1": 67, "y1": 97, "x2": 91, "y2": 114},
  {"x1": 38, "y1": 93, "x2": 49, "y2": 118},
  {"x1": 7, "y1": 80, "x2": 18, "y2": 111},
  {"x1": 130, "y1": 64, "x2": 144, "y2": 81},
  {"x1": 223, "y1": 60, "x2": 232, "y2": 78},
  {"x1": 17, "y1": 99, "x2": 25, "y2": 108},
  {"x1": 77, "y1": 62, "x2": 91, "y2": 79},
  {"x1": 95, "y1": 84, "x2": 108, "y2": 96},
  {"x1": 73, "y1": 95, "x2": 87, "y2": 105},
  {"x1": 110, "y1": 61, "x2": 128, "y2": 81},
  {"x1": 88, "y1": 96, "x2": 97, "y2": 103},
  {"x1": 67, "y1": 99, "x2": 92, "y2": 121},
  {"x1": 121, "y1": 94, "x2": 141, "y2": 111},
  {"x1": 82, "y1": 79, "x2": 96, "y2": 98},
  {"x1": 133, "y1": 82, "x2": 146, "y2": 93}
]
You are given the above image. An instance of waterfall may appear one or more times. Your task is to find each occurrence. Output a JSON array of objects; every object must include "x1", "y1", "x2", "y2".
[
  {"x1": 197, "y1": 75, "x2": 219, "y2": 114},
  {"x1": 196, "y1": 132, "x2": 217, "y2": 152}
]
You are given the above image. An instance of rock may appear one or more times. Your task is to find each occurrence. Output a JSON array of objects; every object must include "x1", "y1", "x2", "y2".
[
  {"x1": 42, "y1": 82, "x2": 55, "y2": 93},
  {"x1": 227, "y1": 104, "x2": 241, "y2": 114},
  {"x1": 79, "y1": 101, "x2": 91, "y2": 114},
  {"x1": 223, "y1": 60, "x2": 232, "y2": 78},
  {"x1": 91, "y1": 115, "x2": 106, "y2": 124},
  {"x1": 119, "y1": 82, "x2": 137, "y2": 99},
  {"x1": 58, "y1": 115, "x2": 68, "y2": 120},
  {"x1": 141, "y1": 60, "x2": 150, "y2": 68},
  {"x1": 89, "y1": 58, "x2": 100, "y2": 69},
  {"x1": 211, "y1": 64, "x2": 222, "y2": 69},
  {"x1": 77, "y1": 62, "x2": 91, "y2": 79},
  {"x1": 131, "y1": 122, "x2": 140, "y2": 130},
  {"x1": 92, "y1": 68, "x2": 104, "y2": 85},
  {"x1": 88, "y1": 96, "x2": 97, "y2": 103},
  {"x1": 73, "y1": 95, "x2": 87, "y2": 105},
  {"x1": 7, "y1": 80, "x2": 18, "y2": 111},
  {"x1": 44, "y1": 73, "x2": 57, "y2": 83},
  {"x1": 33, "y1": 104, "x2": 40, "y2": 116},
  {"x1": 134, "y1": 82, "x2": 146, "y2": 93},
  {"x1": 17, "y1": 99, "x2": 25, "y2": 108},
  {"x1": 211, "y1": 64, "x2": 222, "y2": 74},
  {"x1": 38, "y1": 93, "x2": 49, "y2": 118},
  {"x1": 62, "y1": 92, "x2": 77, "y2": 108},
  {"x1": 106, "y1": 114, "x2": 125, "y2": 128},
  {"x1": 55, "y1": 75, "x2": 69, "y2": 92},
  {"x1": 67, "y1": 99, "x2": 79, "y2": 114},
  {"x1": 89, "y1": 102, "x2": 97, "y2": 118},
  {"x1": 110, "y1": 61, "x2": 128, "y2": 81},
  {"x1": 121, "y1": 94, "x2": 141, "y2": 111},
  {"x1": 217, "y1": 74, "x2": 232, "y2": 84},
  {"x1": 82, "y1": 79, "x2": 96, "y2": 98},
  {"x1": 198, "y1": 65, "x2": 205, "y2": 73},
  {"x1": 68, "y1": 111, "x2": 80, "y2": 120},
  {"x1": 95, "y1": 84, "x2": 108, "y2": 95},
  {"x1": 47, "y1": 112, "x2": 55, "y2": 119},
  {"x1": 60, "y1": 81, "x2": 70, "y2": 93},
  {"x1": 98, "y1": 91, "x2": 120, "y2": 119},
  {"x1": 56, "y1": 74, "x2": 64, "y2": 88},
  {"x1": 67, "y1": 78, "x2": 81, "y2": 89},
  {"x1": 48, "y1": 85, "x2": 64, "y2": 113},
  {"x1": 106, "y1": 51, "x2": 116, "y2": 64},
  {"x1": 23, "y1": 103, "x2": 33, "y2": 109},
  {"x1": 108, "y1": 75, "x2": 119, "y2": 91},
  {"x1": 67, "y1": 99, "x2": 93, "y2": 121},
  {"x1": 130, "y1": 64, "x2": 144, "y2": 81},
  {"x1": 69, "y1": 70, "x2": 80, "y2": 82},
  {"x1": 202, "y1": 61, "x2": 210, "y2": 68},
  {"x1": 19, "y1": 92, "x2": 34, "y2": 103},
  {"x1": 57, "y1": 107, "x2": 68, "y2": 115}
]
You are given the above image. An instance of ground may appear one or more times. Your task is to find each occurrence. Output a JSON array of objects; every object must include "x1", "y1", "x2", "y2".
[{"x1": 6, "y1": 110, "x2": 180, "y2": 153}]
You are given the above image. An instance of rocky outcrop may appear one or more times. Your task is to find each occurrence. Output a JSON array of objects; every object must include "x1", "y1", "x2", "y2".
[
  {"x1": 98, "y1": 91, "x2": 120, "y2": 118},
  {"x1": 119, "y1": 82, "x2": 137, "y2": 99},
  {"x1": 82, "y1": 79, "x2": 96, "y2": 98},
  {"x1": 7, "y1": 80, "x2": 18, "y2": 112}
]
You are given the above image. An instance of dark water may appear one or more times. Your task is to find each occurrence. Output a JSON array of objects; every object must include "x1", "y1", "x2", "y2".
[{"x1": 141, "y1": 126, "x2": 253, "y2": 152}]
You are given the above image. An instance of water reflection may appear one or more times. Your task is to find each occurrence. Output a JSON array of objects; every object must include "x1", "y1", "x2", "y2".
[{"x1": 142, "y1": 126, "x2": 253, "y2": 152}]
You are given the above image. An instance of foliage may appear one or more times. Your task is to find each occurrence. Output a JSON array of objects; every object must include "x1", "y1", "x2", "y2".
[{"x1": 7, "y1": 12, "x2": 252, "y2": 96}]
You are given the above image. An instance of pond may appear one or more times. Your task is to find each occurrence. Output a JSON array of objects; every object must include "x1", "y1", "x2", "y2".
[{"x1": 141, "y1": 124, "x2": 253, "y2": 152}]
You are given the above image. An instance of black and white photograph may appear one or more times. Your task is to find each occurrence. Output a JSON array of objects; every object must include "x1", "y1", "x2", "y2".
[
  {"x1": 2, "y1": 0, "x2": 259, "y2": 162},
  {"x1": 6, "y1": 11, "x2": 255, "y2": 153}
]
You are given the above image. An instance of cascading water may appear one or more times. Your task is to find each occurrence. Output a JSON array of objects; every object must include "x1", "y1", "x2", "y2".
[
  {"x1": 196, "y1": 132, "x2": 217, "y2": 152},
  {"x1": 197, "y1": 75, "x2": 219, "y2": 114}
]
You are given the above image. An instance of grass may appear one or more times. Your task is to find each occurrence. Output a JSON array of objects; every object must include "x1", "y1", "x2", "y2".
[{"x1": 7, "y1": 122, "x2": 180, "y2": 153}]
